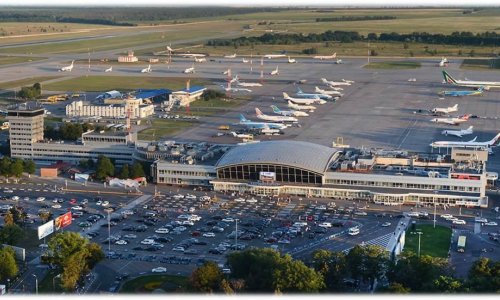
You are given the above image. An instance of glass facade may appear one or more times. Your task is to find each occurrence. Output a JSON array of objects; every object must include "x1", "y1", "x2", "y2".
[{"x1": 217, "y1": 164, "x2": 322, "y2": 184}]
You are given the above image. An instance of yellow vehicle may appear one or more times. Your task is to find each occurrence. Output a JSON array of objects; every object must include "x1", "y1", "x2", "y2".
[
  {"x1": 47, "y1": 94, "x2": 69, "y2": 102},
  {"x1": 218, "y1": 125, "x2": 230, "y2": 130}
]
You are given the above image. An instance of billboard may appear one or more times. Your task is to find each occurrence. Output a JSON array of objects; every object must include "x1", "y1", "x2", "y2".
[
  {"x1": 259, "y1": 171, "x2": 276, "y2": 182},
  {"x1": 75, "y1": 173, "x2": 90, "y2": 183},
  {"x1": 2, "y1": 244, "x2": 26, "y2": 261},
  {"x1": 55, "y1": 212, "x2": 72, "y2": 230},
  {"x1": 38, "y1": 220, "x2": 54, "y2": 240}
]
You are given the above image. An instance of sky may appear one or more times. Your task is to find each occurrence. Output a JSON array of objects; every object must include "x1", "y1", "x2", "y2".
[{"x1": 1, "y1": 0, "x2": 499, "y2": 6}]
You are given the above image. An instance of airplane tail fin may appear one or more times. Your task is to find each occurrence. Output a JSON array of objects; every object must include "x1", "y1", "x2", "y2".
[
  {"x1": 283, "y1": 92, "x2": 290, "y2": 99},
  {"x1": 70, "y1": 60, "x2": 74, "y2": 66},
  {"x1": 296, "y1": 87, "x2": 303, "y2": 94},
  {"x1": 255, "y1": 108, "x2": 263, "y2": 116},
  {"x1": 442, "y1": 70, "x2": 457, "y2": 85},
  {"x1": 332, "y1": 53, "x2": 336, "y2": 58},
  {"x1": 452, "y1": 104, "x2": 458, "y2": 110},
  {"x1": 488, "y1": 133, "x2": 500, "y2": 146},
  {"x1": 466, "y1": 126, "x2": 474, "y2": 132},
  {"x1": 478, "y1": 86, "x2": 484, "y2": 92},
  {"x1": 271, "y1": 105, "x2": 280, "y2": 113},
  {"x1": 321, "y1": 78, "x2": 327, "y2": 83},
  {"x1": 468, "y1": 136, "x2": 478, "y2": 143},
  {"x1": 239, "y1": 114, "x2": 248, "y2": 122},
  {"x1": 230, "y1": 131, "x2": 236, "y2": 137},
  {"x1": 314, "y1": 86, "x2": 321, "y2": 92}
]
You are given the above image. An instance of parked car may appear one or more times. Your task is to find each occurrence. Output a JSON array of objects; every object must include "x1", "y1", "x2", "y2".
[
  {"x1": 203, "y1": 232, "x2": 216, "y2": 238},
  {"x1": 152, "y1": 267, "x2": 167, "y2": 273}
]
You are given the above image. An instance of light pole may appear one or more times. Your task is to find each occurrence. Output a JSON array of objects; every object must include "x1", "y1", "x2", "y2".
[
  {"x1": 433, "y1": 202, "x2": 437, "y2": 229},
  {"x1": 53, "y1": 273, "x2": 61, "y2": 292},
  {"x1": 32, "y1": 274, "x2": 38, "y2": 295},
  {"x1": 416, "y1": 231, "x2": 423, "y2": 258},
  {"x1": 235, "y1": 218, "x2": 239, "y2": 249},
  {"x1": 107, "y1": 210, "x2": 111, "y2": 253}
]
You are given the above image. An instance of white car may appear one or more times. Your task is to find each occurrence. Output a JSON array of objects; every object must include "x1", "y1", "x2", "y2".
[
  {"x1": 182, "y1": 220, "x2": 194, "y2": 226},
  {"x1": 172, "y1": 246, "x2": 185, "y2": 252},
  {"x1": 222, "y1": 218, "x2": 235, "y2": 223},
  {"x1": 123, "y1": 234, "x2": 137, "y2": 239},
  {"x1": 381, "y1": 222, "x2": 392, "y2": 227},
  {"x1": 115, "y1": 240, "x2": 128, "y2": 245},
  {"x1": 96, "y1": 201, "x2": 102, "y2": 206},
  {"x1": 234, "y1": 198, "x2": 246, "y2": 202},
  {"x1": 11, "y1": 196, "x2": 20, "y2": 201},
  {"x1": 72, "y1": 206, "x2": 83, "y2": 210},
  {"x1": 188, "y1": 207, "x2": 196, "y2": 213},
  {"x1": 203, "y1": 232, "x2": 215, "y2": 238},
  {"x1": 36, "y1": 197, "x2": 46, "y2": 202},
  {"x1": 185, "y1": 194, "x2": 197, "y2": 200},
  {"x1": 23, "y1": 197, "x2": 30, "y2": 201},
  {"x1": 453, "y1": 219, "x2": 466, "y2": 225},
  {"x1": 155, "y1": 228, "x2": 169, "y2": 234},
  {"x1": 101, "y1": 201, "x2": 109, "y2": 207},
  {"x1": 485, "y1": 222, "x2": 498, "y2": 226},
  {"x1": 246, "y1": 198, "x2": 258, "y2": 203},
  {"x1": 407, "y1": 212, "x2": 419, "y2": 217},
  {"x1": 189, "y1": 215, "x2": 201, "y2": 221},
  {"x1": 140, "y1": 239, "x2": 155, "y2": 245},
  {"x1": 354, "y1": 211, "x2": 367, "y2": 216},
  {"x1": 122, "y1": 210, "x2": 134, "y2": 216},
  {"x1": 4, "y1": 189, "x2": 13, "y2": 193},
  {"x1": 51, "y1": 204, "x2": 62, "y2": 209},
  {"x1": 316, "y1": 205, "x2": 327, "y2": 210},
  {"x1": 173, "y1": 194, "x2": 184, "y2": 200},
  {"x1": 152, "y1": 267, "x2": 167, "y2": 273},
  {"x1": 441, "y1": 214, "x2": 453, "y2": 219},
  {"x1": 318, "y1": 222, "x2": 332, "y2": 228}
]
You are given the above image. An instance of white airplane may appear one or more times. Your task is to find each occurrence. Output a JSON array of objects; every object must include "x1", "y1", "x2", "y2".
[
  {"x1": 264, "y1": 54, "x2": 286, "y2": 59},
  {"x1": 230, "y1": 131, "x2": 253, "y2": 139},
  {"x1": 179, "y1": 53, "x2": 206, "y2": 58},
  {"x1": 432, "y1": 104, "x2": 458, "y2": 115},
  {"x1": 242, "y1": 58, "x2": 249, "y2": 63},
  {"x1": 59, "y1": 60, "x2": 74, "y2": 72},
  {"x1": 288, "y1": 56, "x2": 297, "y2": 64},
  {"x1": 238, "y1": 114, "x2": 287, "y2": 130},
  {"x1": 321, "y1": 78, "x2": 351, "y2": 86},
  {"x1": 287, "y1": 101, "x2": 316, "y2": 111},
  {"x1": 270, "y1": 66, "x2": 279, "y2": 76},
  {"x1": 194, "y1": 57, "x2": 207, "y2": 63},
  {"x1": 104, "y1": 66, "x2": 112, "y2": 73},
  {"x1": 430, "y1": 114, "x2": 470, "y2": 125},
  {"x1": 270, "y1": 105, "x2": 309, "y2": 117},
  {"x1": 236, "y1": 80, "x2": 263, "y2": 87},
  {"x1": 260, "y1": 125, "x2": 282, "y2": 135},
  {"x1": 438, "y1": 57, "x2": 449, "y2": 67},
  {"x1": 442, "y1": 126, "x2": 474, "y2": 138},
  {"x1": 223, "y1": 69, "x2": 231, "y2": 75},
  {"x1": 430, "y1": 132, "x2": 500, "y2": 150},
  {"x1": 255, "y1": 108, "x2": 298, "y2": 123},
  {"x1": 296, "y1": 87, "x2": 333, "y2": 100},
  {"x1": 183, "y1": 65, "x2": 195, "y2": 74},
  {"x1": 141, "y1": 64, "x2": 152, "y2": 73},
  {"x1": 220, "y1": 85, "x2": 252, "y2": 93},
  {"x1": 313, "y1": 53, "x2": 336, "y2": 60},
  {"x1": 224, "y1": 53, "x2": 237, "y2": 58},
  {"x1": 315, "y1": 86, "x2": 343, "y2": 97},
  {"x1": 443, "y1": 71, "x2": 500, "y2": 90},
  {"x1": 283, "y1": 92, "x2": 325, "y2": 105},
  {"x1": 342, "y1": 79, "x2": 355, "y2": 84}
]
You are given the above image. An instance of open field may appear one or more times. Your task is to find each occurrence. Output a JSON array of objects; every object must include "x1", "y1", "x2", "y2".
[
  {"x1": 0, "y1": 55, "x2": 45, "y2": 66},
  {"x1": 120, "y1": 274, "x2": 187, "y2": 293},
  {"x1": 461, "y1": 58, "x2": 500, "y2": 70},
  {"x1": 0, "y1": 22, "x2": 110, "y2": 37},
  {"x1": 365, "y1": 61, "x2": 421, "y2": 69},
  {"x1": 43, "y1": 76, "x2": 208, "y2": 92},
  {"x1": 171, "y1": 96, "x2": 250, "y2": 117},
  {"x1": 0, "y1": 76, "x2": 62, "y2": 90},
  {"x1": 138, "y1": 119, "x2": 195, "y2": 140},
  {"x1": 405, "y1": 224, "x2": 452, "y2": 258}
]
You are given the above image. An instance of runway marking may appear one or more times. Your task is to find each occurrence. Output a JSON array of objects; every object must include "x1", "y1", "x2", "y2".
[{"x1": 396, "y1": 117, "x2": 419, "y2": 149}]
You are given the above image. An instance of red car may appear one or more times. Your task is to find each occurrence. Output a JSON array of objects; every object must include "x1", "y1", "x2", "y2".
[
  {"x1": 191, "y1": 231, "x2": 201, "y2": 237},
  {"x1": 69, "y1": 199, "x2": 77, "y2": 204}
]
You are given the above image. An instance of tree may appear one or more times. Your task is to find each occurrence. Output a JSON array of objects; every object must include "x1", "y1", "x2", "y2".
[
  {"x1": 10, "y1": 159, "x2": 24, "y2": 178},
  {"x1": 23, "y1": 160, "x2": 36, "y2": 175},
  {"x1": 433, "y1": 275, "x2": 464, "y2": 293},
  {"x1": 466, "y1": 257, "x2": 499, "y2": 292},
  {"x1": 3, "y1": 211, "x2": 14, "y2": 226},
  {"x1": 8, "y1": 206, "x2": 27, "y2": 226},
  {"x1": 385, "y1": 282, "x2": 411, "y2": 293},
  {"x1": 0, "y1": 247, "x2": 19, "y2": 282},
  {"x1": 188, "y1": 261, "x2": 224, "y2": 293},
  {"x1": 130, "y1": 162, "x2": 145, "y2": 178},
  {"x1": 95, "y1": 155, "x2": 114, "y2": 180},
  {"x1": 118, "y1": 164, "x2": 130, "y2": 179},
  {"x1": 0, "y1": 156, "x2": 12, "y2": 177},
  {"x1": 39, "y1": 211, "x2": 53, "y2": 223},
  {"x1": 273, "y1": 256, "x2": 324, "y2": 293},
  {"x1": 0, "y1": 224, "x2": 25, "y2": 245},
  {"x1": 311, "y1": 249, "x2": 347, "y2": 292}
]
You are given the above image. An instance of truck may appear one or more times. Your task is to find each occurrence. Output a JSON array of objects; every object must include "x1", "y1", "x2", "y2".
[{"x1": 457, "y1": 235, "x2": 466, "y2": 253}]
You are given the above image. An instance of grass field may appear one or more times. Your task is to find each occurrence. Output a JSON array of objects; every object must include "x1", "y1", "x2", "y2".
[
  {"x1": 0, "y1": 76, "x2": 62, "y2": 90},
  {"x1": 43, "y1": 76, "x2": 208, "y2": 92},
  {"x1": 0, "y1": 22, "x2": 109, "y2": 37},
  {"x1": 120, "y1": 274, "x2": 187, "y2": 293},
  {"x1": 405, "y1": 224, "x2": 452, "y2": 258},
  {"x1": 138, "y1": 119, "x2": 195, "y2": 140},
  {"x1": 364, "y1": 61, "x2": 421, "y2": 69},
  {"x1": 170, "y1": 96, "x2": 249, "y2": 117},
  {"x1": 461, "y1": 58, "x2": 500, "y2": 70},
  {"x1": 0, "y1": 55, "x2": 45, "y2": 66}
]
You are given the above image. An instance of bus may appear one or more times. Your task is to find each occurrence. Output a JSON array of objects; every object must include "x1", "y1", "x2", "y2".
[
  {"x1": 457, "y1": 235, "x2": 466, "y2": 253},
  {"x1": 348, "y1": 227, "x2": 360, "y2": 236}
]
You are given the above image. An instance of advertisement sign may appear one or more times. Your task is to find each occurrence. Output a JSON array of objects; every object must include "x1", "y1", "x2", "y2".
[
  {"x1": 75, "y1": 173, "x2": 90, "y2": 183},
  {"x1": 55, "y1": 212, "x2": 72, "y2": 230},
  {"x1": 37, "y1": 220, "x2": 54, "y2": 240},
  {"x1": 259, "y1": 171, "x2": 276, "y2": 182}
]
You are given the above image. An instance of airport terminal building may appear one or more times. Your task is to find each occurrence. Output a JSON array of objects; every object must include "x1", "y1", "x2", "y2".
[{"x1": 153, "y1": 140, "x2": 489, "y2": 208}]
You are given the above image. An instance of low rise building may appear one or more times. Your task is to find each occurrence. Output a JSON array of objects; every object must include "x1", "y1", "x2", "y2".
[
  {"x1": 118, "y1": 50, "x2": 138, "y2": 63},
  {"x1": 66, "y1": 98, "x2": 154, "y2": 119}
]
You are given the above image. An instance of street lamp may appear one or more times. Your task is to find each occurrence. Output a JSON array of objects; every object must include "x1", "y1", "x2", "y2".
[
  {"x1": 416, "y1": 231, "x2": 423, "y2": 258},
  {"x1": 107, "y1": 210, "x2": 111, "y2": 253},
  {"x1": 53, "y1": 273, "x2": 61, "y2": 292},
  {"x1": 32, "y1": 274, "x2": 38, "y2": 295},
  {"x1": 433, "y1": 202, "x2": 437, "y2": 229},
  {"x1": 235, "y1": 218, "x2": 239, "y2": 249}
]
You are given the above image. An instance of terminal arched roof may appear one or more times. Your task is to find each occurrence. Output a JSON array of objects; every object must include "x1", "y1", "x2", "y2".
[{"x1": 216, "y1": 140, "x2": 339, "y2": 174}]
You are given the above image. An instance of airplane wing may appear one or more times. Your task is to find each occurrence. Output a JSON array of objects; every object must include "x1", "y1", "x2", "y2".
[
  {"x1": 468, "y1": 137, "x2": 478, "y2": 143},
  {"x1": 443, "y1": 120, "x2": 457, "y2": 125},
  {"x1": 450, "y1": 132, "x2": 462, "y2": 138}
]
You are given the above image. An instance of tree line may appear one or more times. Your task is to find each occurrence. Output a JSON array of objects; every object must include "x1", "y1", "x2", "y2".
[
  {"x1": 316, "y1": 16, "x2": 397, "y2": 22},
  {"x1": 18, "y1": 83, "x2": 41, "y2": 100},
  {"x1": 89, "y1": 155, "x2": 145, "y2": 181},
  {"x1": 187, "y1": 247, "x2": 500, "y2": 293},
  {"x1": 207, "y1": 30, "x2": 500, "y2": 48},
  {"x1": 44, "y1": 122, "x2": 105, "y2": 141},
  {"x1": 0, "y1": 157, "x2": 35, "y2": 178}
]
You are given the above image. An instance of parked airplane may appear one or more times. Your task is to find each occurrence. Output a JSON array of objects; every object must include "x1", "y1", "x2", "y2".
[
  {"x1": 288, "y1": 56, "x2": 297, "y2": 63},
  {"x1": 255, "y1": 108, "x2": 298, "y2": 123},
  {"x1": 314, "y1": 86, "x2": 343, "y2": 97},
  {"x1": 141, "y1": 64, "x2": 152, "y2": 73},
  {"x1": 239, "y1": 114, "x2": 287, "y2": 130},
  {"x1": 223, "y1": 69, "x2": 231, "y2": 75},
  {"x1": 430, "y1": 114, "x2": 470, "y2": 125},
  {"x1": 270, "y1": 66, "x2": 279, "y2": 76},
  {"x1": 431, "y1": 104, "x2": 458, "y2": 115},
  {"x1": 283, "y1": 92, "x2": 326, "y2": 105},
  {"x1": 194, "y1": 57, "x2": 207, "y2": 63},
  {"x1": 287, "y1": 101, "x2": 316, "y2": 111},
  {"x1": 439, "y1": 87, "x2": 484, "y2": 97},
  {"x1": 438, "y1": 57, "x2": 449, "y2": 67},
  {"x1": 321, "y1": 78, "x2": 351, "y2": 86},
  {"x1": 342, "y1": 79, "x2": 355, "y2": 84},
  {"x1": 104, "y1": 66, "x2": 112, "y2": 73},
  {"x1": 264, "y1": 54, "x2": 286, "y2": 59},
  {"x1": 234, "y1": 76, "x2": 263, "y2": 87},
  {"x1": 442, "y1": 70, "x2": 500, "y2": 89},
  {"x1": 183, "y1": 65, "x2": 195, "y2": 74},
  {"x1": 224, "y1": 53, "x2": 237, "y2": 58},
  {"x1": 313, "y1": 53, "x2": 337, "y2": 60},
  {"x1": 442, "y1": 126, "x2": 474, "y2": 138},
  {"x1": 430, "y1": 132, "x2": 500, "y2": 150},
  {"x1": 59, "y1": 60, "x2": 74, "y2": 72},
  {"x1": 230, "y1": 131, "x2": 253, "y2": 139},
  {"x1": 271, "y1": 105, "x2": 309, "y2": 117},
  {"x1": 179, "y1": 53, "x2": 206, "y2": 58},
  {"x1": 242, "y1": 58, "x2": 249, "y2": 63},
  {"x1": 296, "y1": 88, "x2": 333, "y2": 100},
  {"x1": 260, "y1": 125, "x2": 282, "y2": 135},
  {"x1": 220, "y1": 85, "x2": 252, "y2": 93}
]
